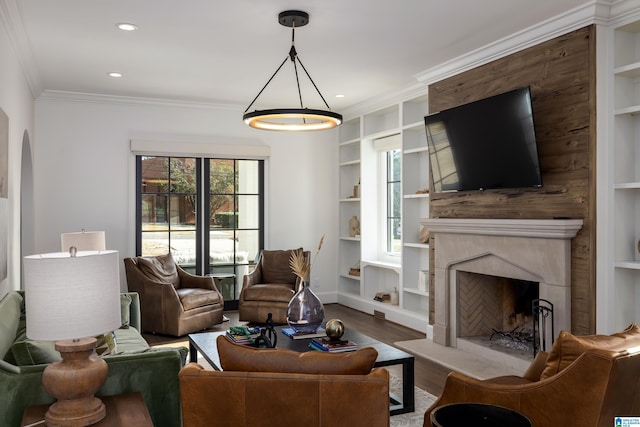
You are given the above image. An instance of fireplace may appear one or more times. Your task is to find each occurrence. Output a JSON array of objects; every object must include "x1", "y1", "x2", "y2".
[
  {"x1": 420, "y1": 218, "x2": 582, "y2": 364},
  {"x1": 458, "y1": 272, "x2": 540, "y2": 353}
]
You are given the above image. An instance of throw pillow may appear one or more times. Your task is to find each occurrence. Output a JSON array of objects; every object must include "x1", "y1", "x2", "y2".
[
  {"x1": 137, "y1": 253, "x2": 180, "y2": 288},
  {"x1": 540, "y1": 323, "x2": 640, "y2": 379},
  {"x1": 120, "y1": 293, "x2": 132, "y2": 329},
  {"x1": 217, "y1": 335, "x2": 377, "y2": 375},
  {"x1": 95, "y1": 331, "x2": 118, "y2": 356},
  {"x1": 7, "y1": 340, "x2": 61, "y2": 366}
]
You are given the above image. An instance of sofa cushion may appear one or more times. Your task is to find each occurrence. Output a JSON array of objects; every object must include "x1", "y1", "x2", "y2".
[
  {"x1": 0, "y1": 292, "x2": 23, "y2": 360},
  {"x1": 114, "y1": 327, "x2": 150, "y2": 352},
  {"x1": 242, "y1": 284, "x2": 295, "y2": 302},
  {"x1": 261, "y1": 249, "x2": 302, "y2": 284},
  {"x1": 177, "y1": 288, "x2": 221, "y2": 310},
  {"x1": 217, "y1": 335, "x2": 377, "y2": 375},
  {"x1": 120, "y1": 293, "x2": 132, "y2": 329},
  {"x1": 541, "y1": 323, "x2": 640, "y2": 379},
  {"x1": 137, "y1": 253, "x2": 180, "y2": 288}
]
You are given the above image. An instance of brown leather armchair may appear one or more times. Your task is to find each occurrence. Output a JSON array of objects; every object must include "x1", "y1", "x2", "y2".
[
  {"x1": 238, "y1": 248, "x2": 309, "y2": 324},
  {"x1": 424, "y1": 326, "x2": 640, "y2": 427},
  {"x1": 124, "y1": 253, "x2": 224, "y2": 336}
]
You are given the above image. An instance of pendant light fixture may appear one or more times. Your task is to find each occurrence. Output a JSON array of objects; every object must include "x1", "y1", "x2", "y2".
[{"x1": 243, "y1": 10, "x2": 342, "y2": 132}]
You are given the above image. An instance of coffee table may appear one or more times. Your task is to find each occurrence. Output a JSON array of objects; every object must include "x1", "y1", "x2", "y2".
[{"x1": 188, "y1": 326, "x2": 415, "y2": 415}]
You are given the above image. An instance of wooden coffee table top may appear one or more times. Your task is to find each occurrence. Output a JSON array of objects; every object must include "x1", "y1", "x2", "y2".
[{"x1": 188, "y1": 325, "x2": 413, "y2": 371}]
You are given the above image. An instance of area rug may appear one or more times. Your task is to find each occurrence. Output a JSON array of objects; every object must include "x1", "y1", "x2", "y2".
[
  {"x1": 389, "y1": 375, "x2": 436, "y2": 427},
  {"x1": 154, "y1": 341, "x2": 436, "y2": 426}
]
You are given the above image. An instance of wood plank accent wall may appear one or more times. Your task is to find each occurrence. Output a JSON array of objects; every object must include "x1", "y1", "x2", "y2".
[{"x1": 428, "y1": 26, "x2": 597, "y2": 335}]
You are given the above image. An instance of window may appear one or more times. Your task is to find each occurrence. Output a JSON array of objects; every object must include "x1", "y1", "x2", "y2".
[
  {"x1": 137, "y1": 156, "x2": 264, "y2": 309},
  {"x1": 386, "y1": 149, "x2": 402, "y2": 254},
  {"x1": 373, "y1": 134, "x2": 401, "y2": 258}
]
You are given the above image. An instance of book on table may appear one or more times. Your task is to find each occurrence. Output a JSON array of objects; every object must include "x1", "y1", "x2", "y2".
[
  {"x1": 226, "y1": 326, "x2": 261, "y2": 345},
  {"x1": 281, "y1": 327, "x2": 327, "y2": 340},
  {"x1": 309, "y1": 337, "x2": 358, "y2": 353}
]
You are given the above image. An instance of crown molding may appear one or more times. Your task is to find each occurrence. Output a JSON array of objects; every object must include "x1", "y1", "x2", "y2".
[
  {"x1": 37, "y1": 90, "x2": 243, "y2": 111},
  {"x1": 340, "y1": 81, "x2": 428, "y2": 121},
  {"x1": 0, "y1": 0, "x2": 43, "y2": 98},
  {"x1": 609, "y1": 0, "x2": 640, "y2": 25},
  {"x1": 414, "y1": 1, "x2": 610, "y2": 87}
]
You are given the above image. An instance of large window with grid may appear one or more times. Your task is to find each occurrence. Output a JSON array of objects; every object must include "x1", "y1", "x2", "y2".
[{"x1": 136, "y1": 156, "x2": 264, "y2": 309}]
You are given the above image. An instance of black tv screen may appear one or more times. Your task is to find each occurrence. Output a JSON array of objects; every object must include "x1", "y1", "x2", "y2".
[{"x1": 425, "y1": 86, "x2": 542, "y2": 193}]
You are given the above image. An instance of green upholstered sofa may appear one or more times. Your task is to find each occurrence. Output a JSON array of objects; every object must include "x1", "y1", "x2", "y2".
[{"x1": 0, "y1": 290, "x2": 187, "y2": 427}]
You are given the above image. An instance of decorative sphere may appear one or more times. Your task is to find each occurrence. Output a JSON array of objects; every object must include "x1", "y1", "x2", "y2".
[{"x1": 325, "y1": 319, "x2": 345, "y2": 341}]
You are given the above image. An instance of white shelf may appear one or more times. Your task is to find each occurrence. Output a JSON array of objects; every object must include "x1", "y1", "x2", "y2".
[
  {"x1": 614, "y1": 261, "x2": 640, "y2": 270},
  {"x1": 339, "y1": 138, "x2": 360, "y2": 147},
  {"x1": 403, "y1": 242, "x2": 429, "y2": 249},
  {"x1": 402, "y1": 121, "x2": 425, "y2": 131},
  {"x1": 404, "y1": 287, "x2": 429, "y2": 297},
  {"x1": 339, "y1": 197, "x2": 361, "y2": 202},
  {"x1": 362, "y1": 260, "x2": 401, "y2": 270},
  {"x1": 403, "y1": 193, "x2": 429, "y2": 199},
  {"x1": 614, "y1": 62, "x2": 640, "y2": 78},
  {"x1": 403, "y1": 147, "x2": 428, "y2": 155},
  {"x1": 339, "y1": 236, "x2": 361, "y2": 241},
  {"x1": 614, "y1": 182, "x2": 640, "y2": 190},
  {"x1": 340, "y1": 273, "x2": 362, "y2": 281},
  {"x1": 339, "y1": 159, "x2": 360, "y2": 167}
]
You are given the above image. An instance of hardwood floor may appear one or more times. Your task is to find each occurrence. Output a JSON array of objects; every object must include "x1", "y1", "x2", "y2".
[{"x1": 143, "y1": 303, "x2": 451, "y2": 396}]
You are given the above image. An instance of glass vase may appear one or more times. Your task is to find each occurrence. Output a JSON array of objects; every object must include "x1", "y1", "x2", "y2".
[{"x1": 287, "y1": 280, "x2": 325, "y2": 334}]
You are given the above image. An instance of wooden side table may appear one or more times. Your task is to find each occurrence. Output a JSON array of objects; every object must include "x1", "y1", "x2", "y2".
[{"x1": 21, "y1": 392, "x2": 153, "y2": 427}]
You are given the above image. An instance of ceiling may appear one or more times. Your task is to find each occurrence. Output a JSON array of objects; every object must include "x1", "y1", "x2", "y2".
[{"x1": 9, "y1": 0, "x2": 591, "y2": 112}]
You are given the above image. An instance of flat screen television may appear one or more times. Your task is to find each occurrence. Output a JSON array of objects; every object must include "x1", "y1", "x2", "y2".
[{"x1": 424, "y1": 86, "x2": 542, "y2": 193}]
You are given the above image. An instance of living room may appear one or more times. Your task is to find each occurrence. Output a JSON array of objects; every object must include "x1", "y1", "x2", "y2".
[{"x1": 2, "y1": 0, "x2": 640, "y2": 426}]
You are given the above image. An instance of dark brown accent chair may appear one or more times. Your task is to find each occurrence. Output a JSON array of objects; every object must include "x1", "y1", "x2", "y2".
[
  {"x1": 424, "y1": 324, "x2": 640, "y2": 427},
  {"x1": 238, "y1": 248, "x2": 310, "y2": 324},
  {"x1": 124, "y1": 253, "x2": 224, "y2": 336},
  {"x1": 179, "y1": 336, "x2": 390, "y2": 427}
]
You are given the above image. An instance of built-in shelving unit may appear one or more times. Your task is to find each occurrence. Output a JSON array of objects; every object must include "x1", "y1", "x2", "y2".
[
  {"x1": 608, "y1": 18, "x2": 640, "y2": 331},
  {"x1": 337, "y1": 92, "x2": 430, "y2": 333}
]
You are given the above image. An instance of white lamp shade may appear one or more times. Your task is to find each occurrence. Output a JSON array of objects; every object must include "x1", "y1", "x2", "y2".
[
  {"x1": 24, "y1": 250, "x2": 121, "y2": 341},
  {"x1": 61, "y1": 231, "x2": 106, "y2": 252}
]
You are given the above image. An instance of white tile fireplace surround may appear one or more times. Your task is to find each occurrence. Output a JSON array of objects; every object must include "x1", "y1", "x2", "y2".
[{"x1": 420, "y1": 218, "x2": 583, "y2": 357}]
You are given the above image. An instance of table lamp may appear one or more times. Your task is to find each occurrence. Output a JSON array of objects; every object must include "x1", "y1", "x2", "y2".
[
  {"x1": 23, "y1": 249, "x2": 121, "y2": 427},
  {"x1": 60, "y1": 230, "x2": 106, "y2": 252}
]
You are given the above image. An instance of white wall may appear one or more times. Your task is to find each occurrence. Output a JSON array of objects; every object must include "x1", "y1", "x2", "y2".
[
  {"x1": 33, "y1": 97, "x2": 339, "y2": 298},
  {"x1": 0, "y1": 14, "x2": 36, "y2": 298}
]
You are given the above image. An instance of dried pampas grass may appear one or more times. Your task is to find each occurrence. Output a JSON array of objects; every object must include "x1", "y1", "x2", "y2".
[{"x1": 290, "y1": 234, "x2": 324, "y2": 280}]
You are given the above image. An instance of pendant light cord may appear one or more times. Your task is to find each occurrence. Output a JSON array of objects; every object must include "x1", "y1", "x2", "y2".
[{"x1": 243, "y1": 20, "x2": 333, "y2": 114}]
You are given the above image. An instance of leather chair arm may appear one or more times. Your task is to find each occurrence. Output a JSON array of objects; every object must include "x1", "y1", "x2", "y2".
[
  {"x1": 177, "y1": 266, "x2": 218, "y2": 291},
  {"x1": 425, "y1": 350, "x2": 619, "y2": 427},
  {"x1": 242, "y1": 264, "x2": 263, "y2": 288},
  {"x1": 143, "y1": 280, "x2": 184, "y2": 312}
]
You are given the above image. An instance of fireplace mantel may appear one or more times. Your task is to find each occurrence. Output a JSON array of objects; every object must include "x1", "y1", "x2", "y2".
[
  {"x1": 420, "y1": 218, "x2": 583, "y2": 239},
  {"x1": 420, "y1": 217, "x2": 583, "y2": 352}
]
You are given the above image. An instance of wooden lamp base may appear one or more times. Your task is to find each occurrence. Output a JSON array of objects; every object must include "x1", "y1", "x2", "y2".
[{"x1": 42, "y1": 337, "x2": 108, "y2": 427}]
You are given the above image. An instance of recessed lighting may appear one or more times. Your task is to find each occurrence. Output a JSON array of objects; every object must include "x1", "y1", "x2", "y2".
[
  {"x1": 335, "y1": 94, "x2": 345, "y2": 98},
  {"x1": 108, "y1": 72, "x2": 123, "y2": 78},
  {"x1": 116, "y1": 22, "x2": 138, "y2": 31}
]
